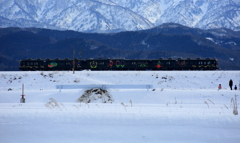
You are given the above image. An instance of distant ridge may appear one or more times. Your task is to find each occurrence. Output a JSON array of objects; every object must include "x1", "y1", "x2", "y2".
[{"x1": 0, "y1": 0, "x2": 239, "y2": 33}]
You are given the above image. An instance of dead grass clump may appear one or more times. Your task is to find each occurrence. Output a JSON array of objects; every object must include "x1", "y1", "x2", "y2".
[
  {"x1": 231, "y1": 95, "x2": 238, "y2": 115},
  {"x1": 45, "y1": 98, "x2": 62, "y2": 111}
]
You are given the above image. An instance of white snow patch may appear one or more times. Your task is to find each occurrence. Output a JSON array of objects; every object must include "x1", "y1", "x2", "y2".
[
  {"x1": 0, "y1": 71, "x2": 240, "y2": 143},
  {"x1": 206, "y1": 37, "x2": 214, "y2": 42},
  {"x1": 226, "y1": 41, "x2": 237, "y2": 45}
]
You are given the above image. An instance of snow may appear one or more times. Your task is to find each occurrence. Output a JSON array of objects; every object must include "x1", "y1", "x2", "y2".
[
  {"x1": 206, "y1": 37, "x2": 215, "y2": 42},
  {"x1": 0, "y1": 71, "x2": 240, "y2": 143},
  {"x1": 2, "y1": 0, "x2": 239, "y2": 32},
  {"x1": 226, "y1": 41, "x2": 237, "y2": 46}
]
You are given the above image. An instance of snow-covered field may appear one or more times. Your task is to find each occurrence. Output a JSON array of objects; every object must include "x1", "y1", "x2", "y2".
[{"x1": 0, "y1": 71, "x2": 240, "y2": 143}]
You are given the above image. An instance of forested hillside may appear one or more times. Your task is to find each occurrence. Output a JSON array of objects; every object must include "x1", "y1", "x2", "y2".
[{"x1": 0, "y1": 24, "x2": 240, "y2": 70}]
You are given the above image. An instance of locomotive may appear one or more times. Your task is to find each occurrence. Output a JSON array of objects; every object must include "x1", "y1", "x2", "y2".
[{"x1": 19, "y1": 58, "x2": 218, "y2": 71}]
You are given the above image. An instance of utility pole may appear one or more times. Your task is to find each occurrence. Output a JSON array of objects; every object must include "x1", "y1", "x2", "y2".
[
  {"x1": 79, "y1": 49, "x2": 82, "y2": 60},
  {"x1": 20, "y1": 84, "x2": 25, "y2": 103},
  {"x1": 72, "y1": 46, "x2": 75, "y2": 74}
]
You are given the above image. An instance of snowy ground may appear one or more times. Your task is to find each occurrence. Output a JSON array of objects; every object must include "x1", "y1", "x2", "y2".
[{"x1": 0, "y1": 71, "x2": 240, "y2": 143}]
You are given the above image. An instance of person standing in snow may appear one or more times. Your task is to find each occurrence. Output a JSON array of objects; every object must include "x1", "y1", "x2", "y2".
[
  {"x1": 218, "y1": 84, "x2": 222, "y2": 90},
  {"x1": 234, "y1": 85, "x2": 237, "y2": 90},
  {"x1": 229, "y1": 79, "x2": 233, "y2": 90}
]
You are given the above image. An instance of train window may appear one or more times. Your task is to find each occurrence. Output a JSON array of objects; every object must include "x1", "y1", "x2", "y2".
[
  {"x1": 66, "y1": 62, "x2": 71, "y2": 65},
  {"x1": 207, "y1": 61, "x2": 211, "y2": 65},
  {"x1": 204, "y1": 62, "x2": 206, "y2": 65},
  {"x1": 166, "y1": 62, "x2": 171, "y2": 65},
  {"x1": 99, "y1": 62, "x2": 105, "y2": 65},
  {"x1": 30, "y1": 62, "x2": 33, "y2": 66},
  {"x1": 132, "y1": 62, "x2": 136, "y2": 65},
  {"x1": 34, "y1": 62, "x2": 38, "y2": 66}
]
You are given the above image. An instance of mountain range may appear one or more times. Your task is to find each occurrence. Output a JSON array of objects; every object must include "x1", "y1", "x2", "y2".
[
  {"x1": 0, "y1": 23, "x2": 240, "y2": 70},
  {"x1": 0, "y1": 0, "x2": 240, "y2": 32}
]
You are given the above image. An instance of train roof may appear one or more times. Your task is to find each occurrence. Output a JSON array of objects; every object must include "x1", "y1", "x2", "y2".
[{"x1": 20, "y1": 58, "x2": 218, "y2": 61}]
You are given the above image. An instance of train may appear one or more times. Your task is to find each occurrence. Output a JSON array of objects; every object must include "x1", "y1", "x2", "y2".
[{"x1": 19, "y1": 58, "x2": 218, "y2": 71}]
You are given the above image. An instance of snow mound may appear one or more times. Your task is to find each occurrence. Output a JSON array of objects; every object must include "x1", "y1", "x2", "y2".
[{"x1": 77, "y1": 88, "x2": 113, "y2": 103}]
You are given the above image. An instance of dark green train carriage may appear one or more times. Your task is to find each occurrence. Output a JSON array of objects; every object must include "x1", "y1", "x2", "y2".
[{"x1": 19, "y1": 58, "x2": 218, "y2": 71}]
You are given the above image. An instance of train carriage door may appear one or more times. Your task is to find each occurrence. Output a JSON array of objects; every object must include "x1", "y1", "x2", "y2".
[
  {"x1": 166, "y1": 60, "x2": 171, "y2": 70},
  {"x1": 38, "y1": 60, "x2": 44, "y2": 70},
  {"x1": 75, "y1": 60, "x2": 82, "y2": 70},
  {"x1": 43, "y1": 60, "x2": 47, "y2": 70},
  {"x1": 64, "y1": 59, "x2": 72, "y2": 70},
  {"x1": 120, "y1": 60, "x2": 125, "y2": 69},
  {"x1": 97, "y1": 60, "x2": 107, "y2": 70},
  {"x1": 129, "y1": 60, "x2": 136, "y2": 70},
  {"x1": 186, "y1": 58, "x2": 192, "y2": 70}
]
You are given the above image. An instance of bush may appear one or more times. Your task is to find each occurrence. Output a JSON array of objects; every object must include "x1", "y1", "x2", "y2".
[{"x1": 77, "y1": 88, "x2": 113, "y2": 103}]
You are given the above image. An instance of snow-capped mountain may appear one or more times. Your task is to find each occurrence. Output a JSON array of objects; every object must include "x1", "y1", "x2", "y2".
[{"x1": 0, "y1": 0, "x2": 239, "y2": 32}]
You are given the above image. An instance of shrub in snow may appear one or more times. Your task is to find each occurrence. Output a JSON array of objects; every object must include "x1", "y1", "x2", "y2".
[
  {"x1": 7, "y1": 88, "x2": 12, "y2": 91},
  {"x1": 49, "y1": 73, "x2": 54, "y2": 78},
  {"x1": 8, "y1": 79, "x2": 12, "y2": 83},
  {"x1": 74, "y1": 79, "x2": 80, "y2": 83},
  {"x1": 40, "y1": 72, "x2": 47, "y2": 78},
  {"x1": 77, "y1": 88, "x2": 113, "y2": 103},
  {"x1": 1, "y1": 74, "x2": 7, "y2": 79}
]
